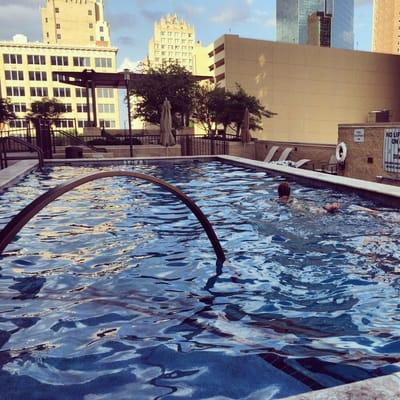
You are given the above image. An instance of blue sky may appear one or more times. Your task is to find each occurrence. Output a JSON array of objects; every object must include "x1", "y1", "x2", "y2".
[{"x1": 0, "y1": 0, "x2": 373, "y2": 71}]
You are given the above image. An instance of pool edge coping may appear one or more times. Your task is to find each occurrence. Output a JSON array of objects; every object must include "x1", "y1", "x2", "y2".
[{"x1": 0, "y1": 160, "x2": 39, "y2": 192}]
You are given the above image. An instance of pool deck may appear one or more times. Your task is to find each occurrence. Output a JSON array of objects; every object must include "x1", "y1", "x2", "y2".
[
  {"x1": 220, "y1": 155, "x2": 400, "y2": 207},
  {"x1": 1, "y1": 156, "x2": 400, "y2": 399},
  {"x1": 0, "y1": 160, "x2": 39, "y2": 192},
  {"x1": 282, "y1": 373, "x2": 400, "y2": 400}
]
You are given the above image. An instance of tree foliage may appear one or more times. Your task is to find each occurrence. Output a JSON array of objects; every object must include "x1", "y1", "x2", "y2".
[
  {"x1": 28, "y1": 97, "x2": 66, "y2": 121},
  {"x1": 0, "y1": 97, "x2": 16, "y2": 127},
  {"x1": 192, "y1": 83, "x2": 277, "y2": 136},
  {"x1": 129, "y1": 63, "x2": 199, "y2": 128}
]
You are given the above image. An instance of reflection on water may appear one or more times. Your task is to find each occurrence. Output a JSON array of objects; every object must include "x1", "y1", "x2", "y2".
[{"x1": 0, "y1": 160, "x2": 399, "y2": 399}]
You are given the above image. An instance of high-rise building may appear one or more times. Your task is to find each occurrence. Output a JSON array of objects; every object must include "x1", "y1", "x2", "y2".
[
  {"x1": 308, "y1": 11, "x2": 332, "y2": 47},
  {"x1": 41, "y1": 0, "x2": 111, "y2": 47},
  {"x1": 0, "y1": 35, "x2": 120, "y2": 132},
  {"x1": 276, "y1": 0, "x2": 354, "y2": 50},
  {"x1": 372, "y1": 0, "x2": 400, "y2": 54},
  {"x1": 147, "y1": 14, "x2": 210, "y2": 75}
]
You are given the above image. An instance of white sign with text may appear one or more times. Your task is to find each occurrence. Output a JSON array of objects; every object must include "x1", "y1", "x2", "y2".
[
  {"x1": 384, "y1": 128, "x2": 400, "y2": 172},
  {"x1": 353, "y1": 128, "x2": 364, "y2": 143}
]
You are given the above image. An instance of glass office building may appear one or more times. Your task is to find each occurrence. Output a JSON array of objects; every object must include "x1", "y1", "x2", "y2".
[{"x1": 277, "y1": 0, "x2": 354, "y2": 49}]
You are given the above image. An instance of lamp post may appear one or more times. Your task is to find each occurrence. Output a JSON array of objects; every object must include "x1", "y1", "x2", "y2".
[{"x1": 124, "y1": 68, "x2": 133, "y2": 157}]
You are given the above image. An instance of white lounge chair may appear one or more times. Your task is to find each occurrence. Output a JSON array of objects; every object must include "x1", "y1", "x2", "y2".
[
  {"x1": 294, "y1": 159, "x2": 311, "y2": 168},
  {"x1": 263, "y1": 145, "x2": 279, "y2": 162},
  {"x1": 278, "y1": 147, "x2": 293, "y2": 162}
]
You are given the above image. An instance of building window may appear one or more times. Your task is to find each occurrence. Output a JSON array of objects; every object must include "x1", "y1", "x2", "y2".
[
  {"x1": 53, "y1": 87, "x2": 71, "y2": 97},
  {"x1": 90, "y1": 36, "x2": 94, "y2": 41},
  {"x1": 63, "y1": 103, "x2": 72, "y2": 113},
  {"x1": 56, "y1": 23, "x2": 60, "y2": 29},
  {"x1": 97, "y1": 88, "x2": 114, "y2": 98},
  {"x1": 11, "y1": 103, "x2": 27, "y2": 113},
  {"x1": 57, "y1": 34, "x2": 61, "y2": 39},
  {"x1": 77, "y1": 103, "x2": 89, "y2": 113},
  {"x1": 89, "y1": 23, "x2": 93, "y2": 28},
  {"x1": 75, "y1": 88, "x2": 88, "y2": 97},
  {"x1": 88, "y1": 9, "x2": 92, "y2": 15},
  {"x1": 28, "y1": 71, "x2": 47, "y2": 81},
  {"x1": 99, "y1": 119, "x2": 116, "y2": 128},
  {"x1": 73, "y1": 56, "x2": 90, "y2": 67},
  {"x1": 51, "y1": 56, "x2": 68, "y2": 66},
  {"x1": 98, "y1": 104, "x2": 115, "y2": 113},
  {"x1": 27, "y1": 55, "x2": 46, "y2": 65},
  {"x1": 55, "y1": 7, "x2": 59, "y2": 13},
  {"x1": 30, "y1": 87, "x2": 48, "y2": 97},
  {"x1": 100, "y1": 36, "x2": 104, "y2": 41},
  {"x1": 9, "y1": 120, "x2": 27, "y2": 128},
  {"x1": 52, "y1": 72, "x2": 68, "y2": 82},
  {"x1": 3, "y1": 54, "x2": 23, "y2": 64},
  {"x1": 78, "y1": 120, "x2": 91, "y2": 128},
  {"x1": 54, "y1": 120, "x2": 74, "y2": 128},
  {"x1": 6, "y1": 87, "x2": 25, "y2": 96},
  {"x1": 100, "y1": 26, "x2": 104, "y2": 32},
  {"x1": 95, "y1": 57, "x2": 112, "y2": 68},
  {"x1": 5, "y1": 71, "x2": 24, "y2": 80}
]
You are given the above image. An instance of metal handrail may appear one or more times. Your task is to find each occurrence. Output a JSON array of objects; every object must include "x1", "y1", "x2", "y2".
[
  {"x1": 0, "y1": 171, "x2": 226, "y2": 262},
  {"x1": 53, "y1": 129, "x2": 107, "y2": 153},
  {"x1": 0, "y1": 136, "x2": 44, "y2": 169}
]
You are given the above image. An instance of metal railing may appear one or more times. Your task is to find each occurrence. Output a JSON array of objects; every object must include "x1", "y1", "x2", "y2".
[
  {"x1": 0, "y1": 136, "x2": 44, "y2": 170},
  {"x1": 0, "y1": 171, "x2": 226, "y2": 262},
  {"x1": 51, "y1": 130, "x2": 107, "y2": 153}
]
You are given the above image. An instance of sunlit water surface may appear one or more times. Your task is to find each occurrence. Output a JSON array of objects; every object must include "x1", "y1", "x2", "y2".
[{"x1": 0, "y1": 160, "x2": 400, "y2": 399}]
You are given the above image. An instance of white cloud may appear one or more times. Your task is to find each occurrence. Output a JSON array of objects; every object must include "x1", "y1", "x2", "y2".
[{"x1": 118, "y1": 57, "x2": 142, "y2": 72}]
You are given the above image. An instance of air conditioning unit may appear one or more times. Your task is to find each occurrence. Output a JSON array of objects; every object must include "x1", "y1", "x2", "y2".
[{"x1": 367, "y1": 109, "x2": 391, "y2": 123}]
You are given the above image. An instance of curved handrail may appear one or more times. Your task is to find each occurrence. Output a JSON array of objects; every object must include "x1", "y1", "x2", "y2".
[
  {"x1": 1, "y1": 136, "x2": 44, "y2": 169},
  {"x1": 53, "y1": 129, "x2": 107, "y2": 153},
  {"x1": 0, "y1": 171, "x2": 226, "y2": 262}
]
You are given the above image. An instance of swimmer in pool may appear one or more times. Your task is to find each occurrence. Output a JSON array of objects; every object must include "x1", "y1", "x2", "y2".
[{"x1": 277, "y1": 182, "x2": 340, "y2": 214}]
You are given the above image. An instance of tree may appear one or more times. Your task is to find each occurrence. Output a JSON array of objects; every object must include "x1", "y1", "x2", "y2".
[
  {"x1": 192, "y1": 83, "x2": 277, "y2": 137},
  {"x1": 28, "y1": 97, "x2": 66, "y2": 121},
  {"x1": 0, "y1": 97, "x2": 16, "y2": 130},
  {"x1": 192, "y1": 83, "x2": 226, "y2": 134},
  {"x1": 130, "y1": 63, "x2": 199, "y2": 129},
  {"x1": 226, "y1": 84, "x2": 277, "y2": 137}
]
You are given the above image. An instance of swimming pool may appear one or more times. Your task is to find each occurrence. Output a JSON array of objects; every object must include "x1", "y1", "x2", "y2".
[{"x1": 0, "y1": 160, "x2": 400, "y2": 399}]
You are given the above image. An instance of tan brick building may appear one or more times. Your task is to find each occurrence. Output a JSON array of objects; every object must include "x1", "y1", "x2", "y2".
[{"x1": 209, "y1": 34, "x2": 400, "y2": 144}]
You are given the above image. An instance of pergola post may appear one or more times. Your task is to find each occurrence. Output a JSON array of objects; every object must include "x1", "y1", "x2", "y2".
[{"x1": 91, "y1": 80, "x2": 97, "y2": 128}]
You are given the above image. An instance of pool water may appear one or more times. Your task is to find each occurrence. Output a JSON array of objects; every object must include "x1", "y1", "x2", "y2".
[{"x1": 0, "y1": 160, "x2": 400, "y2": 399}]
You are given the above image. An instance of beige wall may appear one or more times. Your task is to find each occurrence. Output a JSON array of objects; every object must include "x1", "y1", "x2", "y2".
[
  {"x1": 210, "y1": 35, "x2": 400, "y2": 144},
  {"x1": 338, "y1": 123, "x2": 400, "y2": 184}
]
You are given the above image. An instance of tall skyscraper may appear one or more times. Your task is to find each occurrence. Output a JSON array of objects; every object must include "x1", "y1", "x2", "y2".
[
  {"x1": 276, "y1": 0, "x2": 354, "y2": 50},
  {"x1": 41, "y1": 0, "x2": 111, "y2": 47},
  {"x1": 372, "y1": 0, "x2": 400, "y2": 54},
  {"x1": 308, "y1": 11, "x2": 332, "y2": 47}
]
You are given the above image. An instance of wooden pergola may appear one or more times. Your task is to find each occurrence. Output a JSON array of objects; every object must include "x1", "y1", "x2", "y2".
[{"x1": 56, "y1": 69, "x2": 211, "y2": 129}]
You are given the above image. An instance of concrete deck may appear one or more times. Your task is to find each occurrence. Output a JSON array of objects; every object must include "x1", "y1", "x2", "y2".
[
  {"x1": 0, "y1": 160, "x2": 39, "y2": 191},
  {"x1": 220, "y1": 155, "x2": 400, "y2": 207},
  {"x1": 282, "y1": 373, "x2": 400, "y2": 400}
]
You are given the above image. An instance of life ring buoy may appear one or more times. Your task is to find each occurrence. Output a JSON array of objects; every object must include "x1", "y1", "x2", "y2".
[{"x1": 336, "y1": 142, "x2": 347, "y2": 163}]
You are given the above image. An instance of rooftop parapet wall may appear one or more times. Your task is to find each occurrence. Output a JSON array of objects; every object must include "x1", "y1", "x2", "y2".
[{"x1": 338, "y1": 123, "x2": 400, "y2": 184}]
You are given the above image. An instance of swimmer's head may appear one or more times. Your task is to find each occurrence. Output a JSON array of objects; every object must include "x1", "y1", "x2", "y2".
[{"x1": 278, "y1": 182, "x2": 291, "y2": 198}]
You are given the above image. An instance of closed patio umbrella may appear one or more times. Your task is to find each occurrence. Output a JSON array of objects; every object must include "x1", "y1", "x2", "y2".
[
  {"x1": 241, "y1": 107, "x2": 252, "y2": 143},
  {"x1": 160, "y1": 98, "x2": 175, "y2": 146}
]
